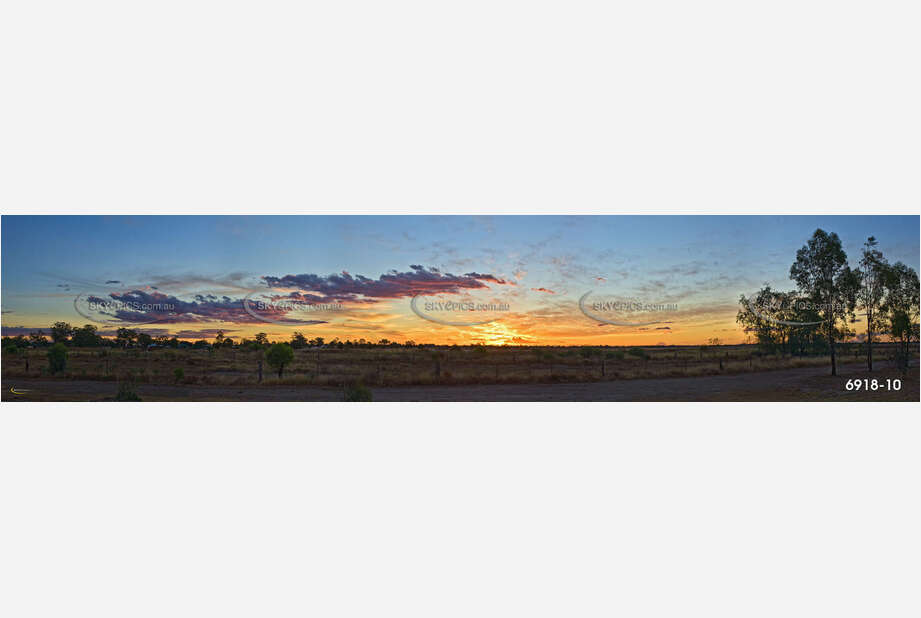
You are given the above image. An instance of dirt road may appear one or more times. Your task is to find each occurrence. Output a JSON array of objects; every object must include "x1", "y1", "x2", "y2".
[{"x1": 3, "y1": 362, "x2": 917, "y2": 402}]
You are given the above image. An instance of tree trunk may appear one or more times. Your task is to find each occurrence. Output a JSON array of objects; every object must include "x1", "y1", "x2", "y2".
[{"x1": 867, "y1": 309, "x2": 873, "y2": 372}]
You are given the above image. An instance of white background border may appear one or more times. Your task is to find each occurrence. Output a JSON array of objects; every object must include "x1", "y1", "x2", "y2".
[{"x1": 2, "y1": 1, "x2": 919, "y2": 616}]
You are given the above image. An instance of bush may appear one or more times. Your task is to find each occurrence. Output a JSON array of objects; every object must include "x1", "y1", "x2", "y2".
[
  {"x1": 266, "y1": 343, "x2": 295, "y2": 378},
  {"x1": 627, "y1": 347, "x2": 647, "y2": 359},
  {"x1": 173, "y1": 367, "x2": 185, "y2": 383},
  {"x1": 343, "y1": 381, "x2": 373, "y2": 402},
  {"x1": 47, "y1": 343, "x2": 67, "y2": 373},
  {"x1": 115, "y1": 379, "x2": 141, "y2": 401},
  {"x1": 606, "y1": 350, "x2": 625, "y2": 360}
]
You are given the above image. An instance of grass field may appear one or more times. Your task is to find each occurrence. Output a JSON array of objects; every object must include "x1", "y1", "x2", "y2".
[{"x1": 3, "y1": 343, "x2": 917, "y2": 401}]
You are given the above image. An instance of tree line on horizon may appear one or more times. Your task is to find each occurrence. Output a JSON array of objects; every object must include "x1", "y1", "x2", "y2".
[
  {"x1": 736, "y1": 229, "x2": 919, "y2": 374},
  {"x1": 1, "y1": 324, "x2": 426, "y2": 352}
]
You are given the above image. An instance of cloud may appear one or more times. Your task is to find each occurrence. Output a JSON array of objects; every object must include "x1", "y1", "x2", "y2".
[
  {"x1": 84, "y1": 289, "x2": 325, "y2": 325},
  {"x1": 262, "y1": 266, "x2": 513, "y2": 303},
  {"x1": 172, "y1": 328, "x2": 239, "y2": 339},
  {"x1": 105, "y1": 280, "x2": 121, "y2": 285},
  {"x1": 531, "y1": 287, "x2": 555, "y2": 294},
  {"x1": 463, "y1": 272, "x2": 513, "y2": 285},
  {"x1": 1, "y1": 326, "x2": 39, "y2": 336}
]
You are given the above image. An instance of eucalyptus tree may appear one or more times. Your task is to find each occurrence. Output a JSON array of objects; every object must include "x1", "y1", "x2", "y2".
[
  {"x1": 882, "y1": 262, "x2": 920, "y2": 372},
  {"x1": 857, "y1": 236, "x2": 889, "y2": 371},
  {"x1": 789, "y1": 229, "x2": 859, "y2": 376}
]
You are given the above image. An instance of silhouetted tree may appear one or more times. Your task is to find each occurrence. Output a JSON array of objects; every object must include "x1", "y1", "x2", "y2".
[
  {"x1": 115, "y1": 328, "x2": 136, "y2": 347},
  {"x1": 882, "y1": 261, "x2": 920, "y2": 372},
  {"x1": 857, "y1": 236, "x2": 889, "y2": 371},
  {"x1": 790, "y1": 229, "x2": 859, "y2": 375},
  {"x1": 50, "y1": 322, "x2": 74, "y2": 344},
  {"x1": 290, "y1": 332, "x2": 308, "y2": 349},
  {"x1": 71, "y1": 324, "x2": 102, "y2": 347}
]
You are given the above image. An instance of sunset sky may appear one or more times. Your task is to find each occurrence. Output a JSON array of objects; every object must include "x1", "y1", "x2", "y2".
[{"x1": 2, "y1": 215, "x2": 918, "y2": 346}]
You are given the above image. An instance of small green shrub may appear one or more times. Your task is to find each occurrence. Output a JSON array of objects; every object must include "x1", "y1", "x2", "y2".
[
  {"x1": 266, "y1": 343, "x2": 295, "y2": 378},
  {"x1": 627, "y1": 347, "x2": 647, "y2": 359},
  {"x1": 47, "y1": 343, "x2": 68, "y2": 373},
  {"x1": 115, "y1": 379, "x2": 141, "y2": 401},
  {"x1": 343, "y1": 381, "x2": 373, "y2": 402},
  {"x1": 173, "y1": 367, "x2": 185, "y2": 383}
]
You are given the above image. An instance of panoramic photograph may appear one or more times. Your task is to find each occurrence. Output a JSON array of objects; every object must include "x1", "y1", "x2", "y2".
[{"x1": 2, "y1": 215, "x2": 918, "y2": 402}]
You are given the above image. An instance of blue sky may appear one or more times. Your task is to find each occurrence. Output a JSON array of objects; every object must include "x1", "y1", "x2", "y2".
[{"x1": 2, "y1": 215, "x2": 918, "y2": 345}]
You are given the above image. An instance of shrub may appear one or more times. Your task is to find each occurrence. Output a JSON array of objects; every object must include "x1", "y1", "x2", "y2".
[
  {"x1": 47, "y1": 343, "x2": 68, "y2": 373},
  {"x1": 343, "y1": 381, "x2": 373, "y2": 402},
  {"x1": 627, "y1": 347, "x2": 647, "y2": 359},
  {"x1": 606, "y1": 350, "x2": 625, "y2": 360},
  {"x1": 266, "y1": 343, "x2": 295, "y2": 378},
  {"x1": 115, "y1": 379, "x2": 141, "y2": 401},
  {"x1": 173, "y1": 367, "x2": 185, "y2": 383}
]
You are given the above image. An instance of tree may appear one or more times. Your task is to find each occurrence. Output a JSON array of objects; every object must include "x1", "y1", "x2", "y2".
[
  {"x1": 266, "y1": 343, "x2": 294, "y2": 378},
  {"x1": 50, "y1": 322, "x2": 74, "y2": 344},
  {"x1": 254, "y1": 332, "x2": 269, "y2": 346},
  {"x1": 71, "y1": 324, "x2": 102, "y2": 347},
  {"x1": 857, "y1": 236, "x2": 889, "y2": 371},
  {"x1": 214, "y1": 330, "x2": 225, "y2": 346},
  {"x1": 47, "y1": 343, "x2": 68, "y2": 373},
  {"x1": 136, "y1": 332, "x2": 153, "y2": 348},
  {"x1": 115, "y1": 328, "x2": 136, "y2": 347},
  {"x1": 882, "y1": 262, "x2": 920, "y2": 372},
  {"x1": 290, "y1": 332, "x2": 308, "y2": 349},
  {"x1": 29, "y1": 330, "x2": 48, "y2": 346},
  {"x1": 736, "y1": 286, "x2": 805, "y2": 354},
  {"x1": 789, "y1": 229, "x2": 859, "y2": 375}
]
